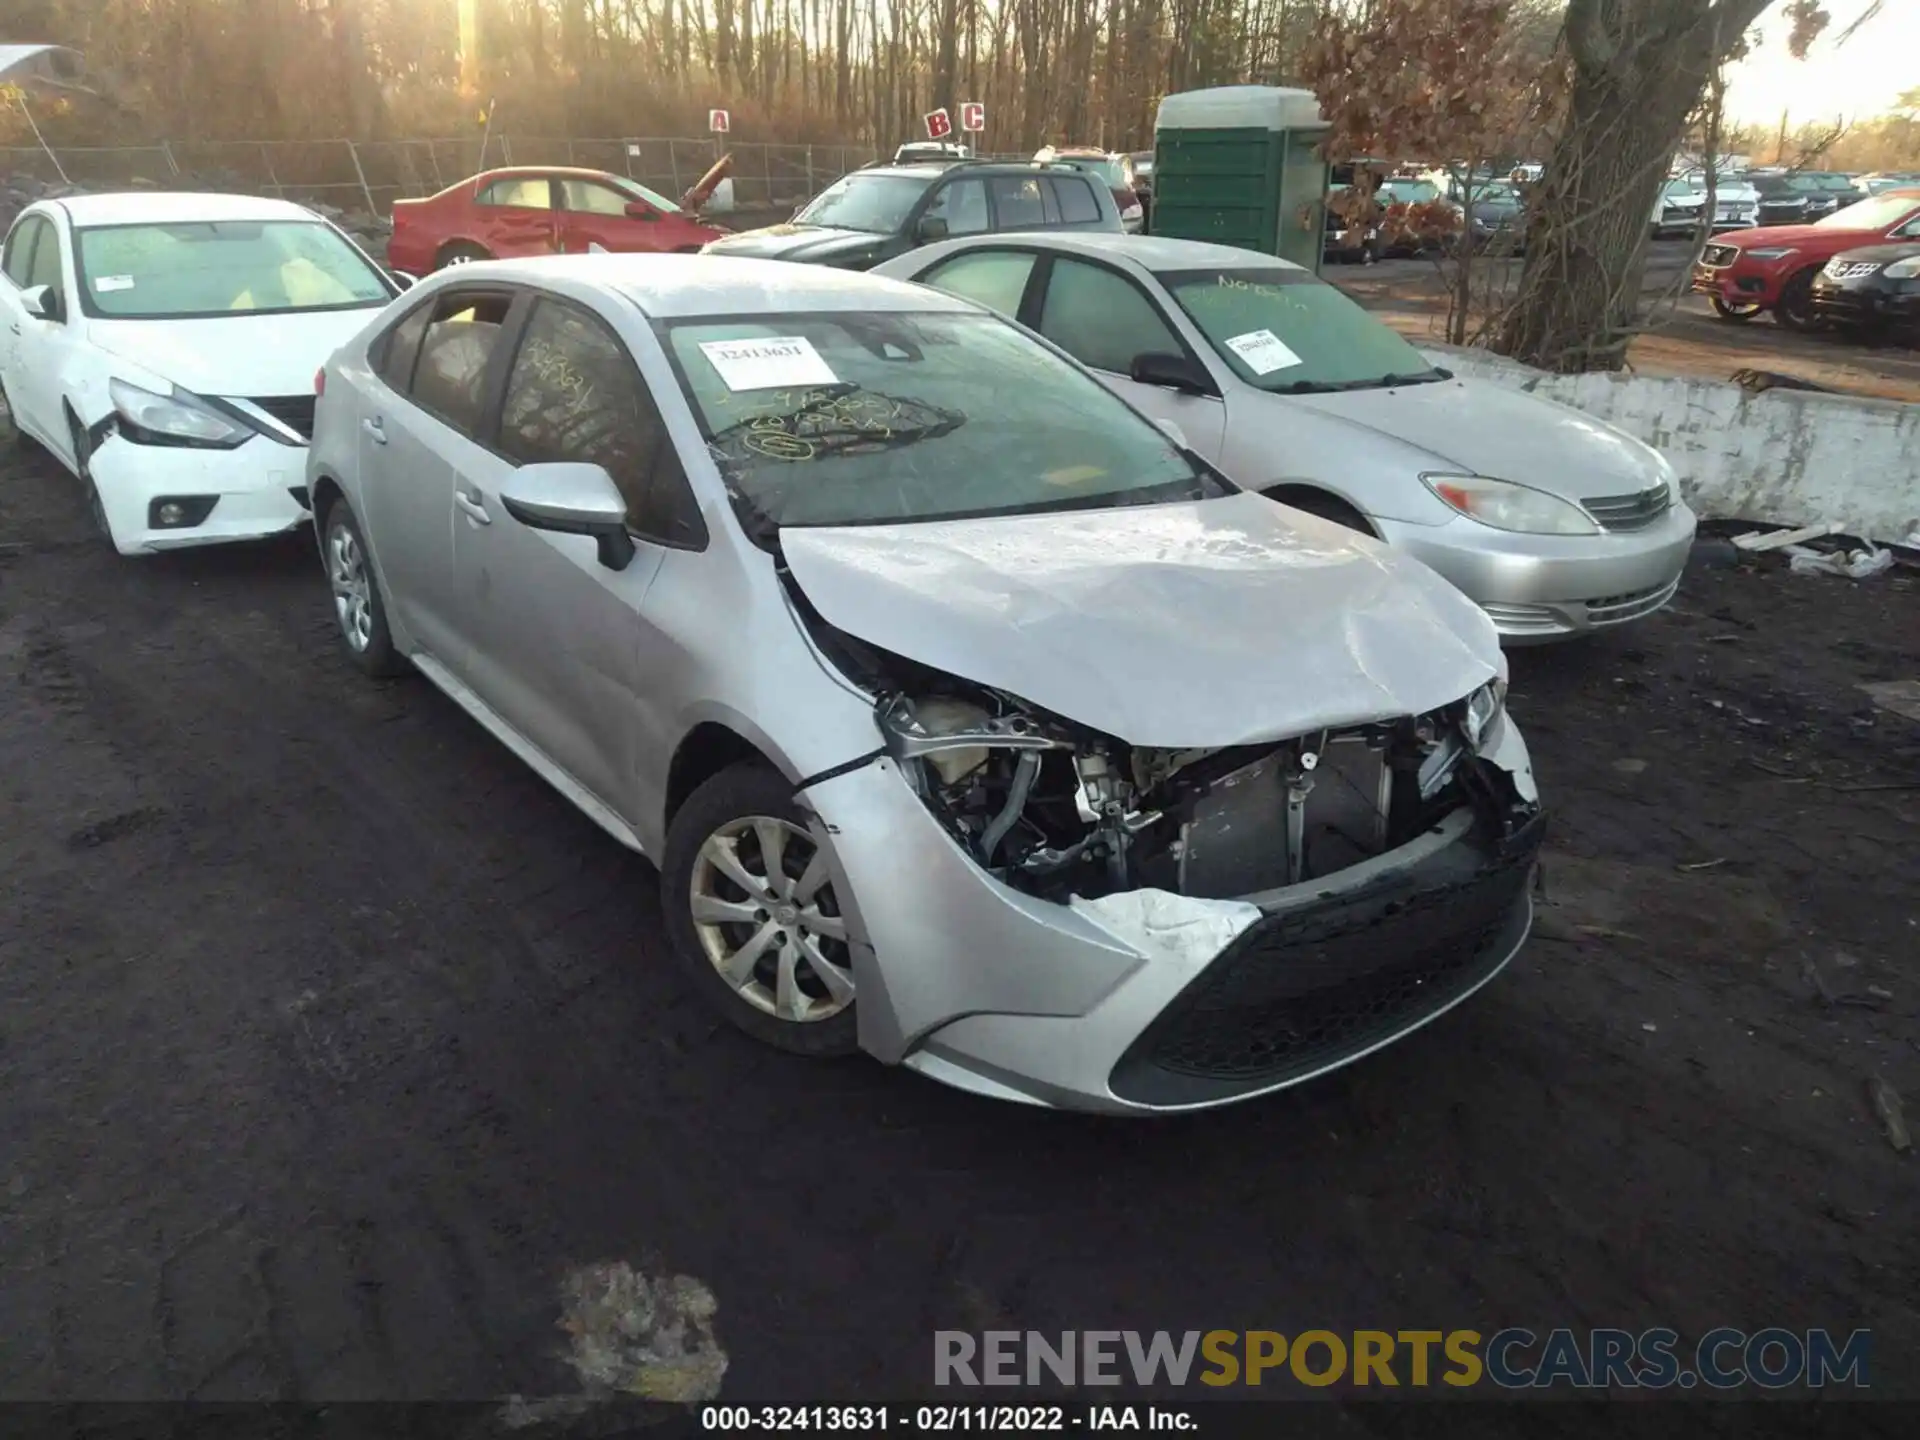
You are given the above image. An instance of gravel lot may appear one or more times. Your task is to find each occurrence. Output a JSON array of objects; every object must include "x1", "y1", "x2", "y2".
[{"x1": 1, "y1": 432, "x2": 1917, "y2": 1417}]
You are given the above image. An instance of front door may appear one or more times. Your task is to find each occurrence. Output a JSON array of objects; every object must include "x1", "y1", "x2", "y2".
[
  {"x1": 358, "y1": 287, "x2": 515, "y2": 664},
  {"x1": 442, "y1": 293, "x2": 701, "y2": 821},
  {"x1": 6, "y1": 216, "x2": 77, "y2": 450},
  {"x1": 554, "y1": 175, "x2": 660, "y2": 254},
  {"x1": 1026, "y1": 254, "x2": 1227, "y2": 457}
]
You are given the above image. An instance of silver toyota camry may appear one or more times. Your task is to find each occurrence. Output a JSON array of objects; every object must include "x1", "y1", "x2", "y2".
[
  {"x1": 875, "y1": 233, "x2": 1699, "y2": 642},
  {"x1": 307, "y1": 254, "x2": 1546, "y2": 1114}
]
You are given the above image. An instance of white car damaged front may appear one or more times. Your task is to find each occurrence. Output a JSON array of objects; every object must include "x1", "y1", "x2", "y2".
[{"x1": 780, "y1": 495, "x2": 1545, "y2": 1114}]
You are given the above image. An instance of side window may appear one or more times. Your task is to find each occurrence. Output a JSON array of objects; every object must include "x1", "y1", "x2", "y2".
[
  {"x1": 1037, "y1": 258, "x2": 1182, "y2": 375},
  {"x1": 923, "y1": 179, "x2": 988, "y2": 236},
  {"x1": 989, "y1": 176, "x2": 1049, "y2": 230},
  {"x1": 408, "y1": 291, "x2": 513, "y2": 436},
  {"x1": 375, "y1": 300, "x2": 434, "y2": 391},
  {"x1": 918, "y1": 250, "x2": 1037, "y2": 318},
  {"x1": 24, "y1": 221, "x2": 63, "y2": 293},
  {"x1": 1891, "y1": 213, "x2": 1920, "y2": 238},
  {"x1": 3, "y1": 216, "x2": 43, "y2": 286},
  {"x1": 498, "y1": 299, "x2": 704, "y2": 546},
  {"x1": 1049, "y1": 177, "x2": 1101, "y2": 225},
  {"x1": 559, "y1": 180, "x2": 631, "y2": 216},
  {"x1": 477, "y1": 177, "x2": 553, "y2": 209}
]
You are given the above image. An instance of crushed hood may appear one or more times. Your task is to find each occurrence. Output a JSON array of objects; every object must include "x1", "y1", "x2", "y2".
[
  {"x1": 782, "y1": 492, "x2": 1501, "y2": 749},
  {"x1": 86, "y1": 309, "x2": 380, "y2": 398},
  {"x1": 1287, "y1": 376, "x2": 1669, "y2": 502},
  {"x1": 701, "y1": 224, "x2": 883, "y2": 267}
]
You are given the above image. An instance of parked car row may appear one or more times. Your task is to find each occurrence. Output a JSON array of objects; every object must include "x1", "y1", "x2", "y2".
[
  {"x1": 2, "y1": 176, "x2": 1726, "y2": 1111},
  {"x1": 1692, "y1": 188, "x2": 1920, "y2": 336}
]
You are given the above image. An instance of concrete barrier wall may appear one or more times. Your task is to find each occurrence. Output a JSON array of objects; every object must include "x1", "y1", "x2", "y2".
[{"x1": 1418, "y1": 343, "x2": 1920, "y2": 543}]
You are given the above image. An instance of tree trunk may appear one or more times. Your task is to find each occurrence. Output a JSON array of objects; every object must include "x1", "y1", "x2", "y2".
[{"x1": 1493, "y1": 0, "x2": 1776, "y2": 372}]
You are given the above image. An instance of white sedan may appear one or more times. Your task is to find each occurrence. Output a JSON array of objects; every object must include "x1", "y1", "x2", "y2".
[{"x1": 0, "y1": 192, "x2": 401, "y2": 554}]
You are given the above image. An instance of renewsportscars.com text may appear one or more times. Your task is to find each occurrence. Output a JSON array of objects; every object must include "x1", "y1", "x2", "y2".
[{"x1": 934, "y1": 1328, "x2": 1870, "y2": 1390}]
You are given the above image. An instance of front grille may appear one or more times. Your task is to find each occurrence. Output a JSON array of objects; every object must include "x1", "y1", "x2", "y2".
[
  {"x1": 1110, "y1": 815, "x2": 1543, "y2": 1104},
  {"x1": 1582, "y1": 484, "x2": 1673, "y2": 531},
  {"x1": 246, "y1": 395, "x2": 317, "y2": 440},
  {"x1": 1824, "y1": 259, "x2": 1882, "y2": 280},
  {"x1": 1701, "y1": 243, "x2": 1739, "y2": 267}
]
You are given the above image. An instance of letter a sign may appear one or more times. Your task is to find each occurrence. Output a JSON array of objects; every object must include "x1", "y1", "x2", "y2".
[
  {"x1": 924, "y1": 108, "x2": 953, "y2": 141},
  {"x1": 709, "y1": 109, "x2": 730, "y2": 134},
  {"x1": 961, "y1": 103, "x2": 986, "y2": 134}
]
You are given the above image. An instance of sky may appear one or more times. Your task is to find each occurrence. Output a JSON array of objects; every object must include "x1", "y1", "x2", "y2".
[{"x1": 1721, "y1": 0, "x2": 1917, "y2": 126}]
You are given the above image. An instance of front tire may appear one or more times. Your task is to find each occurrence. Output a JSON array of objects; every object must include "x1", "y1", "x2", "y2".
[
  {"x1": 1711, "y1": 296, "x2": 1763, "y2": 322},
  {"x1": 321, "y1": 499, "x2": 406, "y2": 677},
  {"x1": 1772, "y1": 268, "x2": 1822, "y2": 332},
  {"x1": 662, "y1": 762, "x2": 859, "y2": 1057},
  {"x1": 67, "y1": 412, "x2": 114, "y2": 548},
  {"x1": 1264, "y1": 488, "x2": 1376, "y2": 537}
]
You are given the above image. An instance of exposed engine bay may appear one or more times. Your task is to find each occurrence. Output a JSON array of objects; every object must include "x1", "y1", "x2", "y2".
[{"x1": 797, "y1": 589, "x2": 1536, "y2": 904}]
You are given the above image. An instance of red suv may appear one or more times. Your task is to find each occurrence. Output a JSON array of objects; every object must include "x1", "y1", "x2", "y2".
[
  {"x1": 387, "y1": 166, "x2": 723, "y2": 275},
  {"x1": 1693, "y1": 188, "x2": 1920, "y2": 329}
]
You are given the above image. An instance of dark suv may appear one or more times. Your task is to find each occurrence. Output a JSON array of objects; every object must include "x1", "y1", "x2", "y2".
[{"x1": 699, "y1": 160, "x2": 1122, "y2": 269}]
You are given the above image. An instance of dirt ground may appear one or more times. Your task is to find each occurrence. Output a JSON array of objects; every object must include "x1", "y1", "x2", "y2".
[
  {"x1": 1337, "y1": 239, "x2": 1920, "y2": 404},
  {"x1": 1, "y1": 435, "x2": 1918, "y2": 1418}
]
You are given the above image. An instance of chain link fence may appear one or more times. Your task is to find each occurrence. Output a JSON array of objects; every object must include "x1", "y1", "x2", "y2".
[{"x1": 0, "y1": 135, "x2": 878, "y2": 216}]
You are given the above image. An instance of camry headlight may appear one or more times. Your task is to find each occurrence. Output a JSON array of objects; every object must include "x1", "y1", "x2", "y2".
[
  {"x1": 1743, "y1": 246, "x2": 1799, "y2": 261},
  {"x1": 1886, "y1": 256, "x2": 1920, "y2": 279},
  {"x1": 108, "y1": 378, "x2": 249, "y2": 449},
  {"x1": 1422, "y1": 473, "x2": 1600, "y2": 535}
]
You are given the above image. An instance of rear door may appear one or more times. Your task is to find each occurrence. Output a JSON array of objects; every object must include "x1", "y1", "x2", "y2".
[
  {"x1": 357, "y1": 285, "x2": 516, "y2": 664},
  {"x1": 1023, "y1": 253, "x2": 1226, "y2": 456},
  {"x1": 442, "y1": 293, "x2": 706, "y2": 821},
  {"x1": 473, "y1": 176, "x2": 559, "y2": 258}
]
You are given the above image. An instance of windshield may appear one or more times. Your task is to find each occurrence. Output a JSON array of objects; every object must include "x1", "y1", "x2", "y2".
[
  {"x1": 1162, "y1": 268, "x2": 1441, "y2": 393},
  {"x1": 663, "y1": 311, "x2": 1223, "y2": 533},
  {"x1": 75, "y1": 220, "x2": 392, "y2": 320},
  {"x1": 1662, "y1": 179, "x2": 1700, "y2": 197},
  {"x1": 1380, "y1": 180, "x2": 1441, "y2": 204},
  {"x1": 1816, "y1": 194, "x2": 1919, "y2": 230},
  {"x1": 604, "y1": 174, "x2": 682, "y2": 213},
  {"x1": 793, "y1": 174, "x2": 932, "y2": 234}
]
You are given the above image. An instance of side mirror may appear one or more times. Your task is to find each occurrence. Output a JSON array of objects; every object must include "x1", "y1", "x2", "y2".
[
  {"x1": 497, "y1": 461, "x2": 636, "y2": 571},
  {"x1": 19, "y1": 284, "x2": 56, "y2": 321},
  {"x1": 916, "y1": 215, "x2": 950, "y2": 243},
  {"x1": 1129, "y1": 351, "x2": 1213, "y2": 396},
  {"x1": 625, "y1": 202, "x2": 660, "y2": 221}
]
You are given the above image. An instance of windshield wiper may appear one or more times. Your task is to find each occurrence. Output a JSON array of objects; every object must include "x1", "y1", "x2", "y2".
[{"x1": 1279, "y1": 366, "x2": 1453, "y2": 394}]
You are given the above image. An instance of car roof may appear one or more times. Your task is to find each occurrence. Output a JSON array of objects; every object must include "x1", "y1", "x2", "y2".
[
  {"x1": 942, "y1": 231, "x2": 1308, "y2": 274},
  {"x1": 477, "y1": 165, "x2": 636, "y2": 182},
  {"x1": 448, "y1": 253, "x2": 984, "y2": 319},
  {"x1": 52, "y1": 190, "x2": 323, "y2": 227}
]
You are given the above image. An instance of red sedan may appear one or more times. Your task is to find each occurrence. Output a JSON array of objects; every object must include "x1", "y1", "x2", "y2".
[
  {"x1": 387, "y1": 166, "x2": 724, "y2": 275},
  {"x1": 1692, "y1": 188, "x2": 1920, "y2": 330}
]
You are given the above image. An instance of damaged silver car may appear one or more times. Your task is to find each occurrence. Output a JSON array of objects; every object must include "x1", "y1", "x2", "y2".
[{"x1": 308, "y1": 254, "x2": 1547, "y2": 1114}]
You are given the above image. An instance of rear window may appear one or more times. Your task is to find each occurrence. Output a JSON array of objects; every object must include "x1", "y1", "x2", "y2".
[{"x1": 1051, "y1": 177, "x2": 1101, "y2": 224}]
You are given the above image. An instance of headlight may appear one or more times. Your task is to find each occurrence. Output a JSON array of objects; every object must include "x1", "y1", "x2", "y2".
[
  {"x1": 1422, "y1": 473, "x2": 1601, "y2": 536},
  {"x1": 108, "y1": 378, "x2": 249, "y2": 449},
  {"x1": 1886, "y1": 256, "x2": 1920, "y2": 279},
  {"x1": 1464, "y1": 677, "x2": 1507, "y2": 750},
  {"x1": 1743, "y1": 246, "x2": 1799, "y2": 261}
]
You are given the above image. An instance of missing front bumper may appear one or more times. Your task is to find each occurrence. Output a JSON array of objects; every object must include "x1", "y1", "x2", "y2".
[{"x1": 1107, "y1": 809, "x2": 1545, "y2": 1107}]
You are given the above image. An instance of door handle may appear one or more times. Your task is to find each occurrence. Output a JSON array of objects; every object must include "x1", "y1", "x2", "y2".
[
  {"x1": 362, "y1": 415, "x2": 387, "y2": 445},
  {"x1": 455, "y1": 489, "x2": 492, "y2": 524}
]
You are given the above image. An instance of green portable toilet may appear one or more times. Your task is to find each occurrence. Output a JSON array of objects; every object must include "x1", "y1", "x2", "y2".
[{"x1": 1151, "y1": 85, "x2": 1331, "y2": 272}]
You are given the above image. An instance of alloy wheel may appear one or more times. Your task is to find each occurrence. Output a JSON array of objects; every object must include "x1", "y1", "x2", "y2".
[
  {"x1": 689, "y1": 816, "x2": 854, "y2": 1024},
  {"x1": 327, "y1": 522, "x2": 374, "y2": 653}
]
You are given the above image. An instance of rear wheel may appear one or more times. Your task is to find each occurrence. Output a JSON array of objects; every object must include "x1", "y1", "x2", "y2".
[
  {"x1": 321, "y1": 498, "x2": 407, "y2": 678},
  {"x1": 1711, "y1": 296, "x2": 1763, "y2": 322},
  {"x1": 1772, "y1": 268, "x2": 1822, "y2": 332},
  {"x1": 434, "y1": 240, "x2": 490, "y2": 270}
]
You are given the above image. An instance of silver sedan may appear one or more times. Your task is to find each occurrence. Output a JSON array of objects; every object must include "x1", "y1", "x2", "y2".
[
  {"x1": 875, "y1": 233, "x2": 1698, "y2": 642},
  {"x1": 307, "y1": 254, "x2": 1545, "y2": 1114}
]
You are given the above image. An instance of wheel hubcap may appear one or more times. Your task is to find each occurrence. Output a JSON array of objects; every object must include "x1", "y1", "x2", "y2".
[
  {"x1": 327, "y1": 523, "x2": 374, "y2": 652},
  {"x1": 689, "y1": 816, "x2": 854, "y2": 1024}
]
